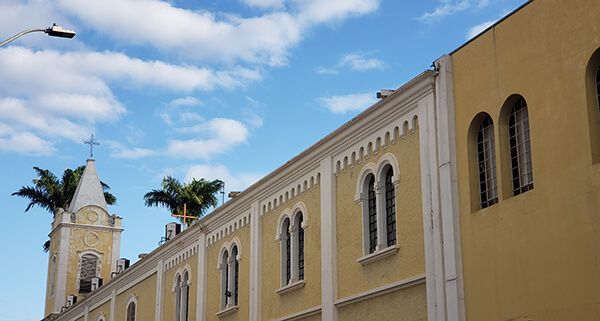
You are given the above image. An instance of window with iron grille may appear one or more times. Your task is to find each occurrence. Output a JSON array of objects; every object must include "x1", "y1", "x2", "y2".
[
  {"x1": 174, "y1": 275, "x2": 181, "y2": 320},
  {"x1": 298, "y1": 215, "x2": 304, "y2": 280},
  {"x1": 284, "y1": 219, "x2": 291, "y2": 284},
  {"x1": 509, "y1": 98, "x2": 533, "y2": 195},
  {"x1": 385, "y1": 168, "x2": 396, "y2": 246},
  {"x1": 79, "y1": 254, "x2": 98, "y2": 293},
  {"x1": 477, "y1": 115, "x2": 498, "y2": 208},
  {"x1": 232, "y1": 246, "x2": 239, "y2": 306},
  {"x1": 221, "y1": 250, "x2": 229, "y2": 309},
  {"x1": 367, "y1": 175, "x2": 377, "y2": 253}
]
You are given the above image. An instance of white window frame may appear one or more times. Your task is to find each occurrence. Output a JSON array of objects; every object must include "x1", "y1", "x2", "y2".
[
  {"x1": 76, "y1": 249, "x2": 102, "y2": 294},
  {"x1": 275, "y1": 203, "x2": 308, "y2": 294},
  {"x1": 172, "y1": 265, "x2": 191, "y2": 321},
  {"x1": 125, "y1": 293, "x2": 137, "y2": 321},
  {"x1": 216, "y1": 239, "x2": 241, "y2": 318},
  {"x1": 355, "y1": 154, "x2": 400, "y2": 265}
]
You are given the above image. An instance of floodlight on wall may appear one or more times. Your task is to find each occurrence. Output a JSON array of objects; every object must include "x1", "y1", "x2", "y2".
[{"x1": 0, "y1": 23, "x2": 76, "y2": 48}]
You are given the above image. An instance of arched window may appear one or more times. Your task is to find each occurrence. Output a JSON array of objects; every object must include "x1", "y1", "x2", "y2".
[
  {"x1": 385, "y1": 167, "x2": 396, "y2": 246},
  {"x1": 181, "y1": 271, "x2": 189, "y2": 321},
  {"x1": 174, "y1": 274, "x2": 181, "y2": 320},
  {"x1": 508, "y1": 97, "x2": 533, "y2": 195},
  {"x1": 231, "y1": 246, "x2": 239, "y2": 306},
  {"x1": 477, "y1": 115, "x2": 498, "y2": 208},
  {"x1": 126, "y1": 301, "x2": 136, "y2": 321},
  {"x1": 220, "y1": 250, "x2": 229, "y2": 310},
  {"x1": 296, "y1": 214, "x2": 304, "y2": 281},
  {"x1": 282, "y1": 218, "x2": 291, "y2": 284},
  {"x1": 78, "y1": 253, "x2": 100, "y2": 294},
  {"x1": 367, "y1": 174, "x2": 377, "y2": 253}
]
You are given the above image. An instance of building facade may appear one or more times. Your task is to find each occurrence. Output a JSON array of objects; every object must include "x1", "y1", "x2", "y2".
[{"x1": 44, "y1": 0, "x2": 600, "y2": 320}]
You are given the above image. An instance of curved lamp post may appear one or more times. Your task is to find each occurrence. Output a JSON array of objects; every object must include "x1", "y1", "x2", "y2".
[{"x1": 0, "y1": 24, "x2": 76, "y2": 48}]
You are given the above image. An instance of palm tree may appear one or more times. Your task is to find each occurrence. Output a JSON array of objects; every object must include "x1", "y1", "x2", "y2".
[
  {"x1": 12, "y1": 165, "x2": 116, "y2": 252},
  {"x1": 144, "y1": 176, "x2": 224, "y2": 227}
]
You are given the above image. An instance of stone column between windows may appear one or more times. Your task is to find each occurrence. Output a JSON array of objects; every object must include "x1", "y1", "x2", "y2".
[
  {"x1": 226, "y1": 255, "x2": 236, "y2": 308},
  {"x1": 289, "y1": 225, "x2": 299, "y2": 283},
  {"x1": 374, "y1": 183, "x2": 386, "y2": 250}
]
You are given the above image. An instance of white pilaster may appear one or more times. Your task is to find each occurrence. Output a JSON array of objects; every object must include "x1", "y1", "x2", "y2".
[
  {"x1": 110, "y1": 289, "x2": 116, "y2": 321},
  {"x1": 155, "y1": 259, "x2": 164, "y2": 321},
  {"x1": 53, "y1": 224, "x2": 71, "y2": 313},
  {"x1": 197, "y1": 234, "x2": 207, "y2": 321},
  {"x1": 249, "y1": 201, "x2": 262, "y2": 321},
  {"x1": 320, "y1": 156, "x2": 338, "y2": 321}
]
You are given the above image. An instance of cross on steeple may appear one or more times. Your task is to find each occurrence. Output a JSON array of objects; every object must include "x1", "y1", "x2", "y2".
[{"x1": 83, "y1": 134, "x2": 100, "y2": 158}]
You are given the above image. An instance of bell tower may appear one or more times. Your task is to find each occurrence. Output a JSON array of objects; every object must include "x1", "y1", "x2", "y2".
[{"x1": 44, "y1": 159, "x2": 123, "y2": 318}]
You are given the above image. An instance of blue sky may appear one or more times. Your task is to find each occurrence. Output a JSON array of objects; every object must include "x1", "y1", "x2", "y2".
[{"x1": 0, "y1": 0, "x2": 527, "y2": 319}]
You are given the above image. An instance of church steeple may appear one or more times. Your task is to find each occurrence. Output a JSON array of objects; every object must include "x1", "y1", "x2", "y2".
[
  {"x1": 68, "y1": 159, "x2": 108, "y2": 214},
  {"x1": 44, "y1": 158, "x2": 122, "y2": 319}
]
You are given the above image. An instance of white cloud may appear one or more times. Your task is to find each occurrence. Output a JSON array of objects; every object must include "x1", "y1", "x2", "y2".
[
  {"x1": 241, "y1": 0, "x2": 286, "y2": 10},
  {"x1": 0, "y1": 131, "x2": 57, "y2": 155},
  {"x1": 170, "y1": 97, "x2": 202, "y2": 107},
  {"x1": 338, "y1": 53, "x2": 385, "y2": 71},
  {"x1": 316, "y1": 67, "x2": 339, "y2": 74},
  {"x1": 296, "y1": 0, "x2": 379, "y2": 25},
  {"x1": 467, "y1": 20, "x2": 495, "y2": 39},
  {"x1": 167, "y1": 118, "x2": 250, "y2": 159},
  {"x1": 184, "y1": 163, "x2": 264, "y2": 194},
  {"x1": 418, "y1": 0, "x2": 490, "y2": 23},
  {"x1": 316, "y1": 92, "x2": 376, "y2": 114}
]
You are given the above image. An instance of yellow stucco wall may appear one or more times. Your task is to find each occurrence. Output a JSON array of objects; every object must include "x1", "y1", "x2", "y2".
[
  {"x1": 89, "y1": 300, "x2": 111, "y2": 321},
  {"x1": 451, "y1": 0, "x2": 600, "y2": 319},
  {"x1": 45, "y1": 231, "x2": 60, "y2": 316},
  {"x1": 115, "y1": 273, "x2": 157, "y2": 321},
  {"x1": 205, "y1": 221, "x2": 251, "y2": 321},
  {"x1": 336, "y1": 126, "x2": 425, "y2": 300},
  {"x1": 163, "y1": 253, "x2": 199, "y2": 321},
  {"x1": 337, "y1": 283, "x2": 427, "y2": 321},
  {"x1": 261, "y1": 186, "x2": 322, "y2": 320}
]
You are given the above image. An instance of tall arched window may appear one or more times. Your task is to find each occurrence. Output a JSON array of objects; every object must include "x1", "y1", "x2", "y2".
[
  {"x1": 385, "y1": 167, "x2": 396, "y2": 246},
  {"x1": 126, "y1": 301, "x2": 136, "y2": 321},
  {"x1": 508, "y1": 97, "x2": 533, "y2": 195},
  {"x1": 296, "y1": 214, "x2": 304, "y2": 280},
  {"x1": 49, "y1": 254, "x2": 57, "y2": 297},
  {"x1": 220, "y1": 250, "x2": 229, "y2": 310},
  {"x1": 174, "y1": 274, "x2": 181, "y2": 320},
  {"x1": 477, "y1": 115, "x2": 498, "y2": 208},
  {"x1": 181, "y1": 271, "x2": 189, "y2": 321},
  {"x1": 367, "y1": 174, "x2": 377, "y2": 253},
  {"x1": 231, "y1": 246, "x2": 239, "y2": 306},
  {"x1": 283, "y1": 218, "x2": 291, "y2": 284}
]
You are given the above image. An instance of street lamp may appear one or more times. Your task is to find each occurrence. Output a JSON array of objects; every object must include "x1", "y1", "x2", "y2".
[{"x1": 0, "y1": 23, "x2": 76, "y2": 48}]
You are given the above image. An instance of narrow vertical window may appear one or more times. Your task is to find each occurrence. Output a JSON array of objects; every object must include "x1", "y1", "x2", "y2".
[
  {"x1": 181, "y1": 272, "x2": 189, "y2": 321},
  {"x1": 477, "y1": 116, "x2": 499, "y2": 208},
  {"x1": 174, "y1": 275, "x2": 181, "y2": 321},
  {"x1": 220, "y1": 250, "x2": 229, "y2": 310},
  {"x1": 385, "y1": 168, "x2": 396, "y2": 246},
  {"x1": 49, "y1": 254, "x2": 57, "y2": 297},
  {"x1": 297, "y1": 215, "x2": 305, "y2": 280},
  {"x1": 284, "y1": 219, "x2": 291, "y2": 284},
  {"x1": 509, "y1": 98, "x2": 533, "y2": 195},
  {"x1": 126, "y1": 302, "x2": 136, "y2": 321},
  {"x1": 367, "y1": 175, "x2": 377, "y2": 253},
  {"x1": 232, "y1": 246, "x2": 239, "y2": 306}
]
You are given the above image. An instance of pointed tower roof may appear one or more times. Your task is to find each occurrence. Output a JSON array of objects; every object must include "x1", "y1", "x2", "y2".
[{"x1": 68, "y1": 159, "x2": 108, "y2": 213}]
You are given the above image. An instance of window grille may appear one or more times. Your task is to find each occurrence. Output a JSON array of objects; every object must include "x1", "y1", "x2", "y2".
[
  {"x1": 222, "y1": 251, "x2": 229, "y2": 308},
  {"x1": 126, "y1": 302, "x2": 136, "y2": 321},
  {"x1": 298, "y1": 215, "x2": 304, "y2": 280},
  {"x1": 385, "y1": 168, "x2": 397, "y2": 246},
  {"x1": 174, "y1": 275, "x2": 181, "y2": 320},
  {"x1": 477, "y1": 116, "x2": 498, "y2": 208},
  {"x1": 284, "y1": 219, "x2": 291, "y2": 284},
  {"x1": 509, "y1": 98, "x2": 533, "y2": 195},
  {"x1": 182, "y1": 273, "x2": 189, "y2": 321},
  {"x1": 367, "y1": 175, "x2": 377, "y2": 253},
  {"x1": 79, "y1": 254, "x2": 98, "y2": 293},
  {"x1": 232, "y1": 246, "x2": 239, "y2": 306}
]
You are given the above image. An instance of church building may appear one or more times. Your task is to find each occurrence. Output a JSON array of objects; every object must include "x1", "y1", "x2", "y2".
[{"x1": 42, "y1": 0, "x2": 600, "y2": 320}]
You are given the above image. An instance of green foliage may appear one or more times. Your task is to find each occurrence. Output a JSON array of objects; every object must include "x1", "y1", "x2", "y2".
[
  {"x1": 12, "y1": 165, "x2": 117, "y2": 252},
  {"x1": 144, "y1": 176, "x2": 224, "y2": 227}
]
